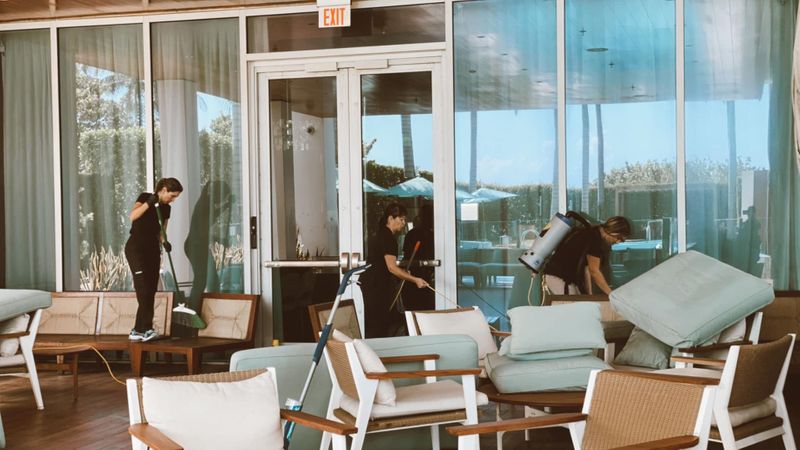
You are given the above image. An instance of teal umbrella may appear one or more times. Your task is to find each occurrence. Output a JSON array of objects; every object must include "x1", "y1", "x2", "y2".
[
  {"x1": 363, "y1": 179, "x2": 387, "y2": 193},
  {"x1": 382, "y1": 176, "x2": 433, "y2": 198},
  {"x1": 468, "y1": 187, "x2": 518, "y2": 203}
]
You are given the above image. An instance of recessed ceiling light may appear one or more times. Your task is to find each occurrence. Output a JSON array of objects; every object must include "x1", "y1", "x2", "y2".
[{"x1": 587, "y1": 47, "x2": 608, "y2": 53}]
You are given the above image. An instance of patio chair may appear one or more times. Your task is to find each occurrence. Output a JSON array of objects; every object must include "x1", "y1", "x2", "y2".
[
  {"x1": 321, "y1": 334, "x2": 487, "y2": 450},
  {"x1": 447, "y1": 369, "x2": 718, "y2": 450},
  {"x1": 308, "y1": 299, "x2": 362, "y2": 341},
  {"x1": 126, "y1": 368, "x2": 355, "y2": 450},
  {"x1": 664, "y1": 334, "x2": 796, "y2": 449},
  {"x1": 0, "y1": 309, "x2": 44, "y2": 410}
]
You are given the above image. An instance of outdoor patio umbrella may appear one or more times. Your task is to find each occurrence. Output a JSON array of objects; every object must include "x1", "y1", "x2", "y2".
[
  {"x1": 467, "y1": 187, "x2": 518, "y2": 203},
  {"x1": 363, "y1": 179, "x2": 387, "y2": 193},
  {"x1": 382, "y1": 176, "x2": 433, "y2": 198}
]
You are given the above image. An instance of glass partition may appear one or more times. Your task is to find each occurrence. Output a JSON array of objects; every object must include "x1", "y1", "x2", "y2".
[
  {"x1": 59, "y1": 25, "x2": 145, "y2": 291},
  {"x1": 1, "y1": 30, "x2": 55, "y2": 290},
  {"x1": 566, "y1": 0, "x2": 677, "y2": 290},
  {"x1": 152, "y1": 18, "x2": 243, "y2": 304},
  {"x1": 454, "y1": 0, "x2": 557, "y2": 328},
  {"x1": 685, "y1": 0, "x2": 795, "y2": 287}
]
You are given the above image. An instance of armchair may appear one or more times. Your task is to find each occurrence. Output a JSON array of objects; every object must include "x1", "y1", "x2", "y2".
[
  {"x1": 322, "y1": 335, "x2": 487, "y2": 450},
  {"x1": 126, "y1": 368, "x2": 355, "y2": 450},
  {"x1": 0, "y1": 309, "x2": 44, "y2": 409},
  {"x1": 447, "y1": 369, "x2": 718, "y2": 450}
]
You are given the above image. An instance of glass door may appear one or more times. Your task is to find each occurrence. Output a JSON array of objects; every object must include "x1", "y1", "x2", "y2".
[{"x1": 258, "y1": 62, "x2": 441, "y2": 342}]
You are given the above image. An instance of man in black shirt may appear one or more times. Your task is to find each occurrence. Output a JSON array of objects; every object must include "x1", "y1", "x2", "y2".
[
  {"x1": 125, "y1": 177, "x2": 183, "y2": 342},
  {"x1": 543, "y1": 216, "x2": 631, "y2": 295}
]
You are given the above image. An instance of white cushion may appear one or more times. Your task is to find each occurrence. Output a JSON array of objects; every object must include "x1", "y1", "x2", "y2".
[
  {"x1": 331, "y1": 329, "x2": 353, "y2": 342},
  {"x1": 0, "y1": 313, "x2": 29, "y2": 357},
  {"x1": 413, "y1": 308, "x2": 497, "y2": 360},
  {"x1": 339, "y1": 379, "x2": 488, "y2": 419},
  {"x1": 508, "y1": 304, "x2": 606, "y2": 354},
  {"x1": 719, "y1": 319, "x2": 747, "y2": 343},
  {"x1": 721, "y1": 398, "x2": 777, "y2": 427},
  {"x1": 352, "y1": 339, "x2": 396, "y2": 406},
  {"x1": 141, "y1": 371, "x2": 282, "y2": 450},
  {"x1": 0, "y1": 354, "x2": 25, "y2": 368}
]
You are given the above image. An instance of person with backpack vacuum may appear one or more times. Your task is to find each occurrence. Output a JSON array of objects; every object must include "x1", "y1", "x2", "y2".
[
  {"x1": 543, "y1": 214, "x2": 632, "y2": 295},
  {"x1": 125, "y1": 177, "x2": 183, "y2": 342}
]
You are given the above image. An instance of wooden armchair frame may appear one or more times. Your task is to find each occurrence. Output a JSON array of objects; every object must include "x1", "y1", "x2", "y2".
[
  {"x1": 668, "y1": 334, "x2": 796, "y2": 449},
  {"x1": 126, "y1": 368, "x2": 356, "y2": 450},
  {"x1": 308, "y1": 299, "x2": 362, "y2": 341},
  {"x1": 0, "y1": 309, "x2": 44, "y2": 410},
  {"x1": 322, "y1": 338, "x2": 483, "y2": 450},
  {"x1": 673, "y1": 311, "x2": 764, "y2": 369},
  {"x1": 447, "y1": 370, "x2": 718, "y2": 450}
]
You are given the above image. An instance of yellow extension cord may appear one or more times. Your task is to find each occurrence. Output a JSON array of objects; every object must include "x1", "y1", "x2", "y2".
[{"x1": 34, "y1": 344, "x2": 127, "y2": 386}]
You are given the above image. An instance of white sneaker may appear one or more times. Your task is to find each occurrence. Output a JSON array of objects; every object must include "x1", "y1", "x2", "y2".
[
  {"x1": 129, "y1": 330, "x2": 144, "y2": 341},
  {"x1": 141, "y1": 329, "x2": 160, "y2": 342}
]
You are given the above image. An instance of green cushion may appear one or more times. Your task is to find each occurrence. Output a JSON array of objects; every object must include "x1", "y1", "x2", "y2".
[
  {"x1": 610, "y1": 251, "x2": 774, "y2": 347},
  {"x1": 613, "y1": 327, "x2": 673, "y2": 370},
  {"x1": 0, "y1": 290, "x2": 51, "y2": 322},
  {"x1": 485, "y1": 352, "x2": 610, "y2": 393},
  {"x1": 498, "y1": 337, "x2": 593, "y2": 361},
  {"x1": 508, "y1": 303, "x2": 606, "y2": 354}
]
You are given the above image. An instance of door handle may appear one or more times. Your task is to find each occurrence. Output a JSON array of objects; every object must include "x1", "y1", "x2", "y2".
[{"x1": 417, "y1": 259, "x2": 441, "y2": 267}]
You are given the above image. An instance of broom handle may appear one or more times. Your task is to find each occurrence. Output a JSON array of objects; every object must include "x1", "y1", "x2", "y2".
[
  {"x1": 389, "y1": 241, "x2": 421, "y2": 311},
  {"x1": 154, "y1": 204, "x2": 181, "y2": 292}
]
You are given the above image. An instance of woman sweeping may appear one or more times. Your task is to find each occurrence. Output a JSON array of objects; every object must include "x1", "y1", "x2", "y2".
[{"x1": 125, "y1": 177, "x2": 183, "y2": 342}]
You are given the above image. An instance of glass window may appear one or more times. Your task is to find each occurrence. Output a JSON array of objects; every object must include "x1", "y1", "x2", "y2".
[
  {"x1": 1, "y1": 30, "x2": 55, "y2": 290},
  {"x1": 59, "y1": 25, "x2": 145, "y2": 291},
  {"x1": 247, "y1": 4, "x2": 445, "y2": 53},
  {"x1": 685, "y1": 0, "x2": 795, "y2": 288},
  {"x1": 454, "y1": 0, "x2": 557, "y2": 329},
  {"x1": 566, "y1": 0, "x2": 677, "y2": 290},
  {"x1": 152, "y1": 19, "x2": 243, "y2": 306}
]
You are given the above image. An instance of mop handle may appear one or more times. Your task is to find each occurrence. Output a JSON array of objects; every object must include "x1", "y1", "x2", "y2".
[
  {"x1": 284, "y1": 264, "x2": 370, "y2": 449},
  {"x1": 154, "y1": 203, "x2": 180, "y2": 290},
  {"x1": 389, "y1": 241, "x2": 421, "y2": 310}
]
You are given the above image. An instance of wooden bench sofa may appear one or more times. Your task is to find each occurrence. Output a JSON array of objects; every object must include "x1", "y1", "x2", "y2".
[{"x1": 35, "y1": 292, "x2": 258, "y2": 377}]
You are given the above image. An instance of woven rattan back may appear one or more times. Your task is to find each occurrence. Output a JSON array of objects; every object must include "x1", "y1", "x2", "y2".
[
  {"x1": 729, "y1": 335, "x2": 792, "y2": 407},
  {"x1": 135, "y1": 369, "x2": 266, "y2": 423},
  {"x1": 581, "y1": 371, "x2": 705, "y2": 450},
  {"x1": 326, "y1": 339, "x2": 360, "y2": 399}
]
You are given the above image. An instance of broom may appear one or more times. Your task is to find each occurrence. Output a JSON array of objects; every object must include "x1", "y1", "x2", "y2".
[{"x1": 155, "y1": 203, "x2": 207, "y2": 329}]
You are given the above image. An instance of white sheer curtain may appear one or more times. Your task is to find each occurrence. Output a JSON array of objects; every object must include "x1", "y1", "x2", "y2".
[
  {"x1": 151, "y1": 18, "x2": 242, "y2": 302},
  {"x1": 59, "y1": 25, "x2": 145, "y2": 291},
  {"x1": 1, "y1": 30, "x2": 55, "y2": 290}
]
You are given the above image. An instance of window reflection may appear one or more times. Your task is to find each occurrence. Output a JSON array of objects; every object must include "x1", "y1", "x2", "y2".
[
  {"x1": 566, "y1": 0, "x2": 677, "y2": 289},
  {"x1": 454, "y1": 0, "x2": 557, "y2": 328},
  {"x1": 59, "y1": 25, "x2": 145, "y2": 291}
]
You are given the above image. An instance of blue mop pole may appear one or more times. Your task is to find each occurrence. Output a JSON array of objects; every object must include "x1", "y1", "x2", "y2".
[{"x1": 283, "y1": 264, "x2": 370, "y2": 449}]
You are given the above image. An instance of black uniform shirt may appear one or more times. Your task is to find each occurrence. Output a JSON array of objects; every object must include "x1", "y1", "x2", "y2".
[
  {"x1": 129, "y1": 192, "x2": 171, "y2": 242},
  {"x1": 544, "y1": 226, "x2": 605, "y2": 286},
  {"x1": 363, "y1": 226, "x2": 399, "y2": 287}
]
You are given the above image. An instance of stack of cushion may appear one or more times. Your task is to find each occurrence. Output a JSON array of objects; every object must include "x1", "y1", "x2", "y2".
[
  {"x1": 486, "y1": 303, "x2": 610, "y2": 393},
  {"x1": 610, "y1": 251, "x2": 774, "y2": 369}
]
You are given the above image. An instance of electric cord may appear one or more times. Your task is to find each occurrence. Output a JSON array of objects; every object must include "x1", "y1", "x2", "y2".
[
  {"x1": 34, "y1": 344, "x2": 129, "y2": 386},
  {"x1": 426, "y1": 285, "x2": 505, "y2": 333}
]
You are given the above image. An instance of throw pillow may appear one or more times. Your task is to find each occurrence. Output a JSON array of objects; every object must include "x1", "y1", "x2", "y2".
[
  {"x1": 413, "y1": 308, "x2": 497, "y2": 360},
  {"x1": 508, "y1": 304, "x2": 605, "y2": 355},
  {"x1": 614, "y1": 327, "x2": 673, "y2": 370},
  {"x1": 498, "y1": 336, "x2": 593, "y2": 361},
  {"x1": 352, "y1": 339, "x2": 397, "y2": 406},
  {"x1": 0, "y1": 314, "x2": 29, "y2": 357},
  {"x1": 141, "y1": 371, "x2": 282, "y2": 450}
]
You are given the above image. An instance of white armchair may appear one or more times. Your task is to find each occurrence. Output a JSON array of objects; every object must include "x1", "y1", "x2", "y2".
[{"x1": 0, "y1": 309, "x2": 44, "y2": 410}]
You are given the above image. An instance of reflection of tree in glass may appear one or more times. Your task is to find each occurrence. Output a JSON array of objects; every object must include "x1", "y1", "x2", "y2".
[{"x1": 74, "y1": 64, "x2": 146, "y2": 291}]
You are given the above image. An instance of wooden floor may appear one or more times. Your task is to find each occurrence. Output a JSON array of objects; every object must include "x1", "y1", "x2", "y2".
[{"x1": 1, "y1": 362, "x2": 798, "y2": 449}]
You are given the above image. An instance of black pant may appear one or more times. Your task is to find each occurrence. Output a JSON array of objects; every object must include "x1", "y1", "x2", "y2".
[{"x1": 125, "y1": 238, "x2": 161, "y2": 333}]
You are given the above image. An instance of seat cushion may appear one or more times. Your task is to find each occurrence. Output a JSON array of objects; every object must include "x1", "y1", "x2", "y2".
[
  {"x1": 498, "y1": 337, "x2": 593, "y2": 361},
  {"x1": 141, "y1": 371, "x2": 283, "y2": 450},
  {"x1": 614, "y1": 327, "x2": 673, "y2": 370},
  {"x1": 412, "y1": 308, "x2": 497, "y2": 359},
  {"x1": 0, "y1": 314, "x2": 29, "y2": 357},
  {"x1": 508, "y1": 303, "x2": 606, "y2": 354},
  {"x1": 609, "y1": 251, "x2": 774, "y2": 347},
  {"x1": 0, "y1": 290, "x2": 51, "y2": 323},
  {"x1": 339, "y1": 379, "x2": 488, "y2": 419},
  {"x1": 485, "y1": 353, "x2": 610, "y2": 393}
]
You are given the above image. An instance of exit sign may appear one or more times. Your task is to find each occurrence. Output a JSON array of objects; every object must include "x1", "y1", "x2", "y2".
[{"x1": 318, "y1": 5, "x2": 350, "y2": 28}]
